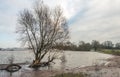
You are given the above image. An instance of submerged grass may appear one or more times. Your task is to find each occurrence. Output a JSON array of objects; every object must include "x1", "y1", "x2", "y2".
[{"x1": 53, "y1": 73, "x2": 86, "y2": 77}]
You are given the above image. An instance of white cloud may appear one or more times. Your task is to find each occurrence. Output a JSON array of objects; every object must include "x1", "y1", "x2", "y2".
[
  {"x1": 1, "y1": 0, "x2": 120, "y2": 47},
  {"x1": 0, "y1": 0, "x2": 33, "y2": 48},
  {"x1": 70, "y1": 0, "x2": 120, "y2": 43}
]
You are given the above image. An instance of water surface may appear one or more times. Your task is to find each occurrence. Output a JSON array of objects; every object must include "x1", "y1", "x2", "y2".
[{"x1": 0, "y1": 50, "x2": 113, "y2": 77}]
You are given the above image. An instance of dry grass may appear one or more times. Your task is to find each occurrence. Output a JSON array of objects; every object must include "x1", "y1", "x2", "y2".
[{"x1": 53, "y1": 73, "x2": 85, "y2": 77}]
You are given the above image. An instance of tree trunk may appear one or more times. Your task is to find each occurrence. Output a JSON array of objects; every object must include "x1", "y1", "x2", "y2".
[{"x1": 33, "y1": 54, "x2": 41, "y2": 65}]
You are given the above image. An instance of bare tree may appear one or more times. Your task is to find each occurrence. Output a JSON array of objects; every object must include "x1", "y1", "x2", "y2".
[{"x1": 16, "y1": 1, "x2": 69, "y2": 66}]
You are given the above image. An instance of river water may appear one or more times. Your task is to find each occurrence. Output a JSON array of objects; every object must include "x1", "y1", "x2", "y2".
[{"x1": 0, "y1": 50, "x2": 113, "y2": 77}]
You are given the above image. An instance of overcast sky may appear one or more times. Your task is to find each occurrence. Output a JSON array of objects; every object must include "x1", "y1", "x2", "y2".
[{"x1": 0, "y1": 0, "x2": 120, "y2": 48}]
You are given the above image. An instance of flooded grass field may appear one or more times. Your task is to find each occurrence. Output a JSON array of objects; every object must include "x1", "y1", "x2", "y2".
[{"x1": 0, "y1": 50, "x2": 114, "y2": 77}]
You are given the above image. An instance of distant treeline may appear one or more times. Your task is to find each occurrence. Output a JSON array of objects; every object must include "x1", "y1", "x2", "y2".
[
  {"x1": 54, "y1": 40, "x2": 120, "y2": 51},
  {"x1": 0, "y1": 48, "x2": 28, "y2": 51}
]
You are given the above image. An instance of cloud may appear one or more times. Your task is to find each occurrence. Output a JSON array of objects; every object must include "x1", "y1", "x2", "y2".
[
  {"x1": 70, "y1": 0, "x2": 120, "y2": 43},
  {"x1": 0, "y1": 0, "x2": 33, "y2": 48},
  {"x1": 0, "y1": 0, "x2": 120, "y2": 47}
]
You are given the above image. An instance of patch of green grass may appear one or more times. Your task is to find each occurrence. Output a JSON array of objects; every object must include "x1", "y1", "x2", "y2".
[
  {"x1": 53, "y1": 73, "x2": 86, "y2": 77},
  {"x1": 101, "y1": 49, "x2": 120, "y2": 56},
  {"x1": 102, "y1": 49, "x2": 112, "y2": 54}
]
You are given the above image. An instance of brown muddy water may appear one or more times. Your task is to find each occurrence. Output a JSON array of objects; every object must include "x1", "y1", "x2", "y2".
[{"x1": 0, "y1": 50, "x2": 113, "y2": 77}]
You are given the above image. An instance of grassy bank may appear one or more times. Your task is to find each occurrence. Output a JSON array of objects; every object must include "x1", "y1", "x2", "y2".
[
  {"x1": 101, "y1": 49, "x2": 120, "y2": 56},
  {"x1": 53, "y1": 73, "x2": 86, "y2": 77}
]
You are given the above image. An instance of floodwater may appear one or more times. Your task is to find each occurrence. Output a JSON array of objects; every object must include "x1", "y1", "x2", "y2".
[{"x1": 0, "y1": 50, "x2": 113, "y2": 77}]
